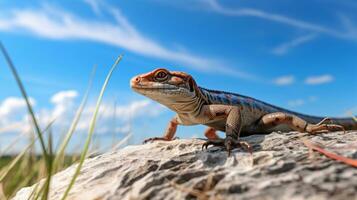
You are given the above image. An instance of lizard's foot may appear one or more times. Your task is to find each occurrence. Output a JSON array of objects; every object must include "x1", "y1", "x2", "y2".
[
  {"x1": 306, "y1": 118, "x2": 345, "y2": 134},
  {"x1": 143, "y1": 137, "x2": 179, "y2": 144},
  {"x1": 201, "y1": 138, "x2": 225, "y2": 150},
  {"x1": 202, "y1": 136, "x2": 252, "y2": 156}
]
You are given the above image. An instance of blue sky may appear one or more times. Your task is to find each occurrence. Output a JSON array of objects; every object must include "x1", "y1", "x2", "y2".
[{"x1": 0, "y1": 0, "x2": 356, "y2": 153}]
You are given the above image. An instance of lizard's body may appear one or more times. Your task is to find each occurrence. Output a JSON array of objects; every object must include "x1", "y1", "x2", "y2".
[
  {"x1": 197, "y1": 87, "x2": 354, "y2": 135},
  {"x1": 131, "y1": 68, "x2": 356, "y2": 154}
]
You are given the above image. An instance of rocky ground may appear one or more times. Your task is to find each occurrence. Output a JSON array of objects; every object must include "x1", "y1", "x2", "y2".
[{"x1": 13, "y1": 131, "x2": 357, "y2": 200}]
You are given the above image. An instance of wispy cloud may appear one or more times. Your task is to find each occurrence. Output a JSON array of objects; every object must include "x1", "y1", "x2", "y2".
[
  {"x1": 83, "y1": 0, "x2": 102, "y2": 15},
  {"x1": 288, "y1": 96, "x2": 318, "y2": 107},
  {"x1": 288, "y1": 99, "x2": 305, "y2": 107},
  {"x1": 305, "y1": 74, "x2": 334, "y2": 85},
  {"x1": 50, "y1": 90, "x2": 78, "y2": 119},
  {"x1": 0, "y1": 90, "x2": 165, "y2": 136},
  {"x1": 0, "y1": 4, "x2": 253, "y2": 79},
  {"x1": 0, "y1": 97, "x2": 35, "y2": 118},
  {"x1": 272, "y1": 34, "x2": 317, "y2": 55},
  {"x1": 78, "y1": 100, "x2": 164, "y2": 134},
  {"x1": 273, "y1": 75, "x2": 295, "y2": 86},
  {"x1": 205, "y1": 0, "x2": 357, "y2": 41},
  {"x1": 0, "y1": 97, "x2": 36, "y2": 134}
]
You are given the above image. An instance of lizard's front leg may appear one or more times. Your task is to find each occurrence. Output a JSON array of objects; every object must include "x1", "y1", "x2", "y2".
[
  {"x1": 201, "y1": 105, "x2": 252, "y2": 156},
  {"x1": 143, "y1": 116, "x2": 179, "y2": 143}
]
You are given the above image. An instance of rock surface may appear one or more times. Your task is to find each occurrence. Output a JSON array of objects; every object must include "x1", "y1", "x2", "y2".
[{"x1": 13, "y1": 131, "x2": 357, "y2": 200}]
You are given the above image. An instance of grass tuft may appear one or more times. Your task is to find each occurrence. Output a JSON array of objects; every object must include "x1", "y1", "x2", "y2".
[
  {"x1": 0, "y1": 42, "x2": 125, "y2": 199},
  {"x1": 0, "y1": 42, "x2": 52, "y2": 200},
  {"x1": 60, "y1": 55, "x2": 122, "y2": 200}
]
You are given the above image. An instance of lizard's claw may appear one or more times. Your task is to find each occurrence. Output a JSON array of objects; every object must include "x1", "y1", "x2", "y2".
[
  {"x1": 237, "y1": 141, "x2": 253, "y2": 154},
  {"x1": 201, "y1": 138, "x2": 225, "y2": 150},
  {"x1": 225, "y1": 137, "x2": 233, "y2": 156},
  {"x1": 202, "y1": 137, "x2": 252, "y2": 156}
]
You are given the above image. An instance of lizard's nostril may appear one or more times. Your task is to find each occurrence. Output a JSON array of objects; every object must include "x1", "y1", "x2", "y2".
[{"x1": 131, "y1": 76, "x2": 141, "y2": 87}]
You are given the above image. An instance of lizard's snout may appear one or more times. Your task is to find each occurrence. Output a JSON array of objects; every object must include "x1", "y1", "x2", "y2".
[{"x1": 130, "y1": 76, "x2": 142, "y2": 88}]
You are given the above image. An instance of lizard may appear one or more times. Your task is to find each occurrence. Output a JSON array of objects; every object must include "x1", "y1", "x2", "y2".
[{"x1": 130, "y1": 68, "x2": 357, "y2": 155}]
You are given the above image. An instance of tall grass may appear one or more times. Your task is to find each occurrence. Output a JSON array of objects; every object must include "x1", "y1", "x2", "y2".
[
  {"x1": 0, "y1": 42, "x2": 52, "y2": 200},
  {"x1": 60, "y1": 55, "x2": 122, "y2": 200},
  {"x1": 53, "y1": 65, "x2": 97, "y2": 170},
  {"x1": 0, "y1": 42, "x2": 123, "y2": 199}
]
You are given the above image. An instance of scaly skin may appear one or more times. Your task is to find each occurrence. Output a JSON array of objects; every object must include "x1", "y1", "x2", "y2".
[{"x1": 130, "y1": 68, "x2": 357, "y2": 155}]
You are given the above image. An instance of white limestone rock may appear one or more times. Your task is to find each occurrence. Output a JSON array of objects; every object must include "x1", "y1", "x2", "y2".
[{"x1": 13, "y1": 131, "x2": 357, "y2": 200}]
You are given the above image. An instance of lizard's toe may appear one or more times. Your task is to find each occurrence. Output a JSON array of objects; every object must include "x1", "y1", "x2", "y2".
[
  {"x1": 225, "y1": 137, "x2": 252, "y2": 156},
  {"x1": 224, "y1": 137, "x2": 234, "y2": 156},
  {"x1": 237, "y1": 141, "x2": 253, "y2": 154},
  {"x1": 202, "y1": 142, "x2": 208, "y2": 150},
  {"x1": 201, "y1": 138, "x2": 225, "y2": 150},
  {"x1": 307, "y1": 123, "x2": 346, "y2": 134},
  {"x1": 202, "y1": 137, "x2": 252, "y2": 156}
]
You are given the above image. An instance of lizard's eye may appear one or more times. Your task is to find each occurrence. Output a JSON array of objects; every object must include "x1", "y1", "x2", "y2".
[{"x1": 154, "y1": 70, "x2": 169, "y2": 82}]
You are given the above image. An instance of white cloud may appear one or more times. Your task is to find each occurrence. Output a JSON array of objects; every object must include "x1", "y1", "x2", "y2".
[
  {"x1": 115, "y1": 124, "x2": 131, "y2": 134},
  {"x1": 205, "y1": 0, "x2": 357, "y2": 41},
  {"x1": 287, "y1": 96, "x2": 318, "y2": 108},
  {"x1": 0, "y1": 97, "x2": 35, "y2": 134},
  {"x1": 272, "y1": 34, "x2": 317, "y2": 55},
  {"x1": 0, "y1": 97, "x2": 35, "y2": 118},
  {"x1": 0, "y1": 4, "x2": 252, "y2": 79},
  {"x1": 273, "y1": 75, "x2": 295, "y2": 86},
  {"x1": 45, "y1": 90, "x2": 163, "y2": 135},
  {"x1": 83, "y1": 0, "x2": 102, "y2": 15},
  {"x1": 308, "y1": 96, "x2": 318, "y2": 102},
  {"x1": 288, "y1": 99, "x2": 305, "y2": 107},
  {"x1": 51, "y1": 90, "x2": 78, "y2": 104},
  {"x1": 48, "y1": 90, "x2": 79, "y2": 124},
  {"x1": 0, "y1": 89, "x2": 164, "y2": 137},
  {"x1": 305, "y1": 74, "x2": 334, "y2": 85},
  {"x1": 76, "y1": 99, "x2": 164, "y2": 134},
  {"x1": 0, "y1": 121, "x2": 28, "y2": 134}
]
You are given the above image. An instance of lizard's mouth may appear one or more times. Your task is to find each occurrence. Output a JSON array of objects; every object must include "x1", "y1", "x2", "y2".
[
  {"x1": 130, "y1": 76, "x2": 180, "y2": 92},
  {"x1": 131, "y1": 85, "x2": 182, "y2": 96},
  {"x1": 131, "y1": 85, "x2": 178, "y2": 90}
]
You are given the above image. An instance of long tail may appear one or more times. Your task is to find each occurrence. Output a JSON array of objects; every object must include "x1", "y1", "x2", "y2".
[{"x1": 298, "y1": 114, "x2": 357, "y2": 130}]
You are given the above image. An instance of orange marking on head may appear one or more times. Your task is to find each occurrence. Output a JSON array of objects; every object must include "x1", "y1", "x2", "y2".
[{"x1": 169, "y1": 76, "x2": 184, "y2": 85}]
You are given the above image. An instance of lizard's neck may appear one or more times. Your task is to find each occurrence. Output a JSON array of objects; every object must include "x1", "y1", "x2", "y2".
[{"x1": 160, "y1": 90, "x2": 206, "y2": 116}]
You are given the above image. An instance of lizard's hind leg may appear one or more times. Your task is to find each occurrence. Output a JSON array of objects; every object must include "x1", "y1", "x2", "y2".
[
  {"x1": 259, "y1": 112, "x2": 344, "y2": 134},
  {"x1": 305, "y1": 118, "x2": 345, "y2": 133}
]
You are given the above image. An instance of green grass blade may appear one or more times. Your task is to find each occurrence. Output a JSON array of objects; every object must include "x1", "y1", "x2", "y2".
[
  {"x1": 0, "y1": 42, "x2": 49, "y2": 161},
  {"x1": 42, "y1": 129, "x2": 54, "y2": 200},
  {"x1": 0, "y1": 42, "x2": 54, "y2": 199},
  {"x1": 0, "y1": 120, "x2": 55, "y2": 183},
  {"x1": 0, "y1": 144, "x2": 31, "y2": 182},
  {"x1": 26, "y1": 181, "x2": 41, "y2": 200},
  {"x1": 53, "y1": 65, "x2": 97, "y2": 168},
  {"x1": 111, "y1": 100, "x2": 117, "y2": 148},
  {"x1": 60, "y1": 55, "x2": 122, "y2": 200},
  {"x1": 112, "y1": 133, "x2": 132, "y2": 150},
  {"x1": 0, "y1": 132, "x2": 27, "y2": 156}
]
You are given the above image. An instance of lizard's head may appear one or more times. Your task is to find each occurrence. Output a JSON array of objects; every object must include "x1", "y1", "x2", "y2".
[{"x1": 130, "y1": 68, "x2": 199, "y2": 105}]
